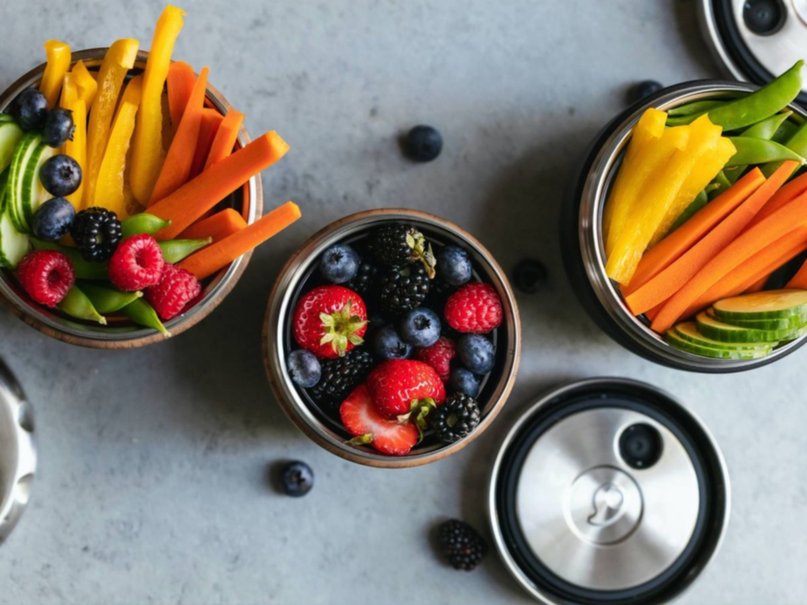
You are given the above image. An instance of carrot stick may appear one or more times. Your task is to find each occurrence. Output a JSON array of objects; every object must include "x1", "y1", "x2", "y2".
[
  {"x1": 787, "y1": 257, "x2": 807, "y2": 289},
  {"x1": 179, "y1": 208, "x2": 246, "y2": 242},
  {"x1": 624, "y1": 168, "x2": 765, "y2": 294},
  {"x1": 148, "y1": 67, "x2": 209, "y2": 205},
  {"x1": 652, "y1": 168, "x2": 807, "y2": 332},
  {"x1": 205, "y1": 109, "x2": 244, "y2": 169},
  {"x1": 190, "y1": 108, "x2": 224, "y2": 177},
  {"x1": 626, "y1": 162, "x2": 795, "y2": 316},
  {"x1": 149, "y1": 131, "x2": 290, "y2": 240},
  {"x1": 745, "y1": 275, "x2": 769, "y2": 293},
  {"x1": 166, "y1": 61, "x2": 196, "y2": 135},
  {"x1": 179, "y1": 201, "x2": 301, "y2": 279},
  {"x1": 752, "y1": 170, "x2": 807, "y2": 225}
]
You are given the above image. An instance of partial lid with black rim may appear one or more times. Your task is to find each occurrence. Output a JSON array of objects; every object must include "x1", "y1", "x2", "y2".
[
  {"x1": 0, "y1": 359, "x2": 36, "y2": 544},
  {"x1": 699, "y1": 0, "x2": 807, "y2": 103},
  {"x1": 488, "y1": 379, "x2": 730, "y2": 605}
]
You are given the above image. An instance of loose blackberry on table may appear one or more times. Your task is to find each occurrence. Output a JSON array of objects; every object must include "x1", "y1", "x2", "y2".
[{"x1": 438, "y1": 519, "x2": 488, "y2": 571}]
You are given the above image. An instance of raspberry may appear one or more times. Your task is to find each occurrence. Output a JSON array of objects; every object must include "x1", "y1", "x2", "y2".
[
  {"x1": 414, "y1": 337, "x2": 455, "y2": 382},
  {"x1": 108, "y1": 234, "x2": 165, "y2": 292},
  {"x1": 16, "y1": 250, "x2": 75, "y2": 308},
  {"x1": 444, "y1": 283, "x2": 503, "y2": 334},
  {"x1": 145, "y1": 264, "x2": 202, "y2": 320}
]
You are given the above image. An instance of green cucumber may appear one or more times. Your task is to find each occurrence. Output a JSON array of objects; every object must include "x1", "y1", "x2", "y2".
[
  {"x1": 665, "y1": 329, "x2": 772, "y2": 359},
  {"x1": 0, "y1": 171, "x2": 29, "y2": 268},
  {"x1": 706, "y1": 308, "x2": 807, "y2": 331},
  {"x1": 696, "y1": 311, "x2": 803, "y2": 343},
  {"x1": 7, "y1": 133, "x2": 54, "y2": 232},
  {"x1": 673, "y1": 322, "x2": 773, "y2": 350},
  {"x1": 0, "y1": 121, "x2": 23, "y2": 173},
  {"x1": 712, "y1": 289, "x2": 807, "y2": 321}
]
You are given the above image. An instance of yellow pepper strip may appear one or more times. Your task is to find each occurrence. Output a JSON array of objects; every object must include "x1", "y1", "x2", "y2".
[
  {"x1": 603, "y1": 108, "x2": 667, "y2": 255},
  {"x1": 129, "y1": 5, "x2": 186, "y2": 206},
  {"x1": 58, "y1": 75, "x2": 87, "y2": 210},
  {"x1": 83, "y1": 38, "x2": 139, "y2": 209},
  {"x1": 607, "y1": 115, "x2": 722, "y2": 284},
  {"x1": 94, "y1": 77, "x2": 143, "y2": 219},
  {"x1": 649, "y1": 136, "x2": 736, "y2": 246},
  {"x1": 39, "y1": 40, "x2": 72, "y2": 108},
  {"x1": 70, "y1": 60, "x2": 98, "y2": 108}
]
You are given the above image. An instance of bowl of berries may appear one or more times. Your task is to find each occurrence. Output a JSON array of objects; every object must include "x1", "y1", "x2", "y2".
[
  {"x1": 263, "y1": 209, "x2": 521, "y2": 468},
  {"x1": 0, "y1": 7, "x2": 300, "y2": 348}
]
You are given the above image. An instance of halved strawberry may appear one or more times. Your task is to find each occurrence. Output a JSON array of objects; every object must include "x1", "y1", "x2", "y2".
[
  {"x1": 367, "y1": 359, "x2": 446, "y2": 419},
  {"x1": 292, "y1": 285, "x2": 368, "y2": 359},
  {"x1": 340, "y1": 385, "x2": 419, "y2": 456}
]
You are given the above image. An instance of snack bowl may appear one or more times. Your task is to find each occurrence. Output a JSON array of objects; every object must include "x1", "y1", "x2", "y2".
[
  {"x1": 0, "y1": 48, "x2": 262, "y2": 348},
  {"x1": 563, "y1": 80, "x2": 807, "y2": 372},
  {"x1": 263, "y1": 209, "x2": 521, "y2": 468}
]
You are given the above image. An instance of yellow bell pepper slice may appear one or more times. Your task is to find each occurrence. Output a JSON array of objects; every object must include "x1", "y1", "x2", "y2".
[
  {"x1": 94, "y1": 77, "x2": 143, "y2": 219},
  {"x1": 129, "y1": 5, "x2": 186, "y2": 206},
  {"x1": 606, "y1": 115, "x2": 722, "y2": 284},
  {"x1": 83, "y1": 38, "x2": 139, "y2": 209},
  {"x1": 58, "y1": 75, "x2": 87, "y2": 210},
  {"x1": 71, "y1": 60, "x2": 98, "y2": 108},
  {"x1": 39, "y1": 40, "x2": 72, "y2": 108}
]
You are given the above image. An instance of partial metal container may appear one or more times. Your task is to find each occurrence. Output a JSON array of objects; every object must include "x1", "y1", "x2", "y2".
[
  {"x1": 489, "y1": 378, "x2": 730, "y2": 604},
  {"x1": 263, "y1": 209, "x2": 521, "y2": 468},
  {"x1": 563, "y1": 80, "x2": 807, "y2": 372},
  {"x1": 0, "y1": 49, "x2": 262, "y2": 348},
  {"x1": 0, "y1": 360, "x2": 36, "y2": 544}
]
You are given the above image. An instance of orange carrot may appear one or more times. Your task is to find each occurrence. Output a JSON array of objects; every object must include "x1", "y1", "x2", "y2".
[
  {"x1": 190, "y1": 108, "x2": 224, "y2": 177},
  {"x1": 180, "y1": 208, "x2": 246, "y2": 242},
  {"x1": 752, "y1": 170, "x2": 807, "y2": 225},
  {"x1": 148, "y1": 67, "x2": 209, "y2": 206},
  {"x1": 626, "y1": 162, "x2": 796, "y2": 316},
  {"x1": 179, "y1": 201, "x2": 301, "y2": 279},
  {"x1": 787, "y1": 257, "x2": 807, "y2": 289},
  {"x1": 624, "y1": 169, "x2": 765, "y2": 294},
  {"x1": 149, "y1": 131, "x2": 290, "y2": 240},
  {"x1": 745, "y1": 275, "x2": 769, "y2": 293},
  {"x1": 653, "y1": 172, "x2": 807, "y2": 333},
  {"x1": 205, "y1": 109, "x2": 244, "y2": 169},
  {"x1": 166, "y1": 61, "x2": 196, "y2": 134}
]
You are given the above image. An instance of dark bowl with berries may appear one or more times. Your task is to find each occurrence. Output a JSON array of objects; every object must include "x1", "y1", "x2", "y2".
[
  {"x1": 0, "y1": 48, "x2": 265, "y2": 348},
  {"x1": 263, "y1": 209, "x2": 521, "y2": 468}
]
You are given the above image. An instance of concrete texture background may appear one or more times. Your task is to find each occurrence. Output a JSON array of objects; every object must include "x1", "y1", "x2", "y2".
[{"x1": 0, "y1": 0, "x2": 803, "y2": 603}]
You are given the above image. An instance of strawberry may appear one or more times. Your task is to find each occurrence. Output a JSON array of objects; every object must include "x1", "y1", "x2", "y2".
[
  {"x1": 367, "y1": 359, "x2": 446, "y2": 419},
  {"x1": 414, "y1": 337, "x2": 455, "y2": 382},
  {"x1": 444, "y1": 282, "x2": 503, "y2": 334},
  {"x1": 292, "y1": 285, "x2": 368, "y2": 359},
  {"x1": 340, "y1": 384, "x2": 419, "y2": 456}
]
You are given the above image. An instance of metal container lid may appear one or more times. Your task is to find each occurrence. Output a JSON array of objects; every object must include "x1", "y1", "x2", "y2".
[
  {"x1": 489, "y1": 379, "x2": 730, "y2": 604},
  {"x1": 699, "y1": 0, "x2": 807, "y2": 103},
  {"x1": 0, "y1": 359, "x2": 36, "y2": 544}
]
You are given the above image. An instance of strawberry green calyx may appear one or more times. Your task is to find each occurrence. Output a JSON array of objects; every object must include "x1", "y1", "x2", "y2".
[
  {"x1": 398, "y1": 397, "x2": 437, "y2": 442},
  {"x1": 347, "y1": 433, "x2": 374, "y2": 447},
  {"x1": 406, "y1": 229, "x2": 437, "y2": 279},
  {"x1": 319, "y1": 300, "x2": 368, "y2": 357}
]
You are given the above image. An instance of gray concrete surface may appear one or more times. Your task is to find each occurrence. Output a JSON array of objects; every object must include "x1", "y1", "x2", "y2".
[{"x1": 0, "y1": 0, "x2": 803, "y2": 603}]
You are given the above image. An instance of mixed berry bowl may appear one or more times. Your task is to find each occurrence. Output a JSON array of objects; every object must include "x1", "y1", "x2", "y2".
[{"x1": 263, "y1": 209, "x2": 521, "y2": 468}]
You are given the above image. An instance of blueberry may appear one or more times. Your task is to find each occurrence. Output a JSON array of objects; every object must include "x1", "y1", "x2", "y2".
[
  {"x1": 627, "y1": 80, "x2": 663, "y2": 104},
  {"x1": 372, "y1": 324, "x2": 412, "y2": 360},
  {"x1": 449, "y1": 367, "x2": 481, "y2": 397},
  {"x1": 399, "y1": 307, "x2": 441, "y2": 347},
  {"x1": 10, "y1": 88, "x2": 48, "y2": 131},
  {"x1": 319, "y1": 243, "x2": 360, "y2": 284},
  {"x1": 42, "y1": 108, "x2": 75, "y2": 148},
  {"x1": 512, "y1": 258, "x2": 548, "y2": 294},
  {"x1": 279, "y1": 461, "x2": 314, "y2": 497},
  {"x1": 31, "y1": 197, "x2": 75, "y2": 242},
  {"x1": 287, "y1": 349, "x2": 321, "y2": 388},
  {"x1": 40, "y1": 154, "x2": 82, "y2": 197},
  {"x1": 437, "y1": 246, "x2": 472, "y2": 287},
  {"x1": 457, "y1": 334, "x2": 495, "y2": 374},
  {"x1": 402, "y1": 125, "x2": 442, "y2": 162}
]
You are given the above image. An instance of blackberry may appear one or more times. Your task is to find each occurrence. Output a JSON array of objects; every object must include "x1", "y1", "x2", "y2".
[
  {"x1": 70, "y1": 207, "x2": 122, "y2": 262},
  {"x1": 438, "y1": 519, "x2": 487, "y2": 571},
  {"x1": 431, "y1": 393, "x2": 481, "y2": 443},
  {"x1": 367, "y1": 224, "x2": 436, "y2": 278},
  {"x1": 307, "y1": 349, "x2": 374, "y2": 407},
  {"x1": 346, "y1": 262, "x2": 378, "y2": 298},
  {"x1": 378, "y1": 263, "x2": 430, "y2": 316}
]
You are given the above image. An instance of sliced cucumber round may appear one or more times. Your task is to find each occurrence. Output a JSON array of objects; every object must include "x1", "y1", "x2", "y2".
[
  {"x1": 0, "y1": 121, "x2": 24, "y2": 174},
  {"x1": 0, "y1": 210, "x2": 30, "y2": 268},
  {"x1": 673, "y1": 322, "x2": 773, "y2": 351},
  {"x1": 707, "y1": 307, "x2": 807, "y2": 331},
  {"x1": 7, "y1": 133, "x2": 53, "y2": 233},
  {"x1": 665, "y1": 330, "x2": 773, "y2": 360},
  {"x1": 696, "y1": 311, "x2": 803, "y2": 343},
  {"x1": 712, "y1": 289, "x2": 807, "y2": 321}
]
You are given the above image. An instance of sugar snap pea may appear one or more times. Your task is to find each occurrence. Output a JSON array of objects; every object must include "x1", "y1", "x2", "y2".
[
  {"x1": 159, "y1": 238, "x2": 211, "y2": 264},
  {"x1": 57, "y1": 286, "x2": 107, "y2": 325},
  {"x1": 772, "y1": 119, "x2": 799, "y2": 143},
  {"x1": 120, "y1": 298, "x2": 170, "y2": 336},
  {"x1": 121, "y1": 213, "x2": 171, "y2": 238},
  {"x1": 742, "y1": 111, "x2": 793, "y2": 140},
  {"x1": 30, "y1": 238, "x2": 108, "y2": 280},
  {"x1": 726, "y1": 136, "x2": 807, "y2": 167},
  {"x1": 763, "y1": 120, "x2": 807, "y2": 176},
  {"x1": 79, "y1": 283, "x2": 143, "y2": 314},
  {"x1": 667, "y1": 99, "x2": 725, "y2": 117},
  {"x1": 707, "y1": 60, "x2": 804, "y2": 131},
  {"x1": 706, "y1": 171, "x2": 732, "y2": 198},
  {"x1": 671, "y1": 189, "x2": 709, "y2": 232}
]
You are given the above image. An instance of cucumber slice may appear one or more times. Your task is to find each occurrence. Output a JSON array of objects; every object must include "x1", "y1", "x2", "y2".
[
  {"x1": 0, "y1": 121, "x2": 23, "y2": 173},
  {"x1": 0, "y1": 209, "x2": 30, "y2": 268},
  {"x1": 712, "y1": 290, "x2": 807, "y2": 321},
  {"x1": 696, "y1": 311, "x2": 804, "y2": 343},
  {"x1": 673, "y1": 322, "x2": 773, "y2": 350},
  {"x1": 706, "y1": 308, "x2": 807, "y2": 331},
  {"x1": 7, "y1": 133, "x2": 53, "y2": 232},
  {"x1": 665, "y1": 330, "x2": 772, "y2": 360}
]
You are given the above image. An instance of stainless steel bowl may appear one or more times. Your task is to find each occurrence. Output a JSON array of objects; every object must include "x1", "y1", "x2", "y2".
[
  {"x1": 0, "y1": 48, "x2": 263, "y2": 348},
  {"x1": 263, "y1": 209, "x2": 521, "y2": 468},
  {"x1": 563, "y1": 80, "x2": 807, "y2": 372},
  {"x1": 0, "y1": 360, "x2": 36, "y2": 545}
]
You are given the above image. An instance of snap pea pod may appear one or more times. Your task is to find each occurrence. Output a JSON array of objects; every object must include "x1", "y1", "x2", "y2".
[
  {"x1": 725, "y1": 112, "x2": 794, "y2": 183},
  {"x1": 772, "y1": 119, "x2": 799, "y2": 143},
  {"x1": 30, "y1": 238, "x2": 108, "y2": 280},
  {"x1": 670, "y1": 189, "x2": 709, "y2": 232},
  {"x1": 159, "y1": 238, "x2": 211, "y2": 264},
  {"x1": 79, "y1": 283, "x2": 143, "y2": 314},
  {"x1": 667, "y1": 99, "x2": 726, "y2": 117},
  {"x1": 763, "y1": 120, "x2": 807, "y2": 176},
  {"x1": 120, "y1": 298, "x2": 170, "y2": 336},
  {"x1": 726, "y1": 136, "x2": 807, "y2": 167},
  {"x1": 121, "y1": 213, "x2": 171, "y2": 239},
  {"x1": 706, "y1": 170, "x2": 732, "y2": 198},
  {"x1": 57, "y1": 286, "x2": 106, "y2": 325},
  {"x1": 707, "y1": 60, "x2": 804, "y2": 131}
]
